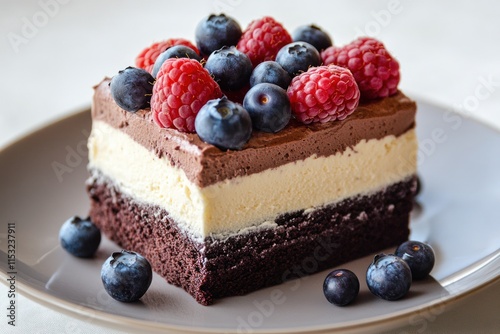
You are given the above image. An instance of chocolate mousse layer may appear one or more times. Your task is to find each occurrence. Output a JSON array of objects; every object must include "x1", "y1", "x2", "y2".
[{"x1": 92, "y1": 78, "x2": 416, "y2": 187}]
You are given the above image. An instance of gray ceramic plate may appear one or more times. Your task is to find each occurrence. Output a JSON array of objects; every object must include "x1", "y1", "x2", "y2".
[{"x1": 0, "y1": 100, "x2": 499, "y2": 334}]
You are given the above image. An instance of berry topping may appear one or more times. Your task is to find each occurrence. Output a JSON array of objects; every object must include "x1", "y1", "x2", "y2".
[
  {"x1": 287, "y1": 65, "x2": 360, "y2": 124},
  {"x1": 243, "y1": 83, "x2": 291, "y2": 133},
  {"x1": 195, "y1": 14, "x2": 242, "y2": 58},
  {"x1": 323, "y1": 269, "x2": 360, "y2": 306},
  {"x1": 237, "y1": 16, "x2": 292, "y2": 67},
  {"x1": 321, "y1": 37, "x2": 400, "y2": 100},
  {"x1": 151, "y1": 58, "x2": 222, "y2": 133},
  {"x1": 275, "y1": 41, "x2": 321, "y2": 77},
  {"x1": 395, "y1": 241, "x2": 435, "y2": 280},
  {"x1": 109, "y1": 67, "x2": 155, "y2": 112},
  {"x1": 135, "y1": 38, "x2": 200, "y2": 73},
  {"x1": 59, "y1": 216, "x2": 101, "y2": 258},
  {"x1": 292, "y1": 24, "x2": 333, "y2": 51},
  {"x1": 151, "y1": 45, "x2": 202, "y2": 78},
  {"x1": 101, "y1": 250, "x2": 152, "y2": 303},
  {"x1": 194, "y1": 97, "x2": 252, "y2": 150},
  {"x1": 250, "y1": 61, "x2": 291, "y2": 89},
  {"x1": 366, "y1": 253, "x2": 412, "y2": 301},
  {"x1": 204, "y1": 46, "x2": 253, "y2": 91}
]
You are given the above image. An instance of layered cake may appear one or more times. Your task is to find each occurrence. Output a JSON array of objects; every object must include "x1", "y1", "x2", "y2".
[{"x1": 87, "y1": 15, "x2": 417, "y2": 305}]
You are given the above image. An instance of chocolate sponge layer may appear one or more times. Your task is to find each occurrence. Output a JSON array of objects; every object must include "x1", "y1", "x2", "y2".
[{"x1": 88, "y1": 172, "x2": 416, "y2": 305}]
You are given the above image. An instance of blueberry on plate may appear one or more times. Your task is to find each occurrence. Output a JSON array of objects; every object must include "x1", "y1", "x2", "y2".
[
  {"x1": 275, "y1": 41, "x2": 321, "y2": 77},
  {"x1": 205, "y1": 46, "x2": 253, "y2": 91},
  {"x1": 292, "y1": 24, "x2": 333, "y2": 51},
  {"x1": 323, "y1": 269, "x2": 360, "y2": 306},
  {"x1": 195, "y1": 97, "x2": 252, "y2": 150},
  {"x1": 195, "y1": 13, "x2": 242, "y2": 58},
  {"x1": 109, "y1": 67, "x2": 154, "y2": 112},
  {"x1": 366, "y1": 253, "x2": 412, "y2": 301},
  {"x1": 243, "y1": 83, "x2": 291, "y2": 133},
  {"x1": 415, "y1": 175, "x2": 423, "y2": 196},
  {"x1": 101, "y1": 250, "x2": 152, "y2": 303},
  {"x1": 249, "y1": 61, "x2": 291, "y2": 89},
  {"x1": 151, "y1": 45, "x2": 201, "y2": 78},
  {"x1": 59, "y1": 216, "x2": 101, "y2": 258},
  {"x1": 395, "y1": 240, "x2": 435, "y2": 280}
]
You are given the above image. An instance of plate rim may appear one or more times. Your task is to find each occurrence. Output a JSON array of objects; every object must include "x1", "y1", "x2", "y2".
[{"x1": 1, "y1": 99, "x2": 499, "y2": 333}]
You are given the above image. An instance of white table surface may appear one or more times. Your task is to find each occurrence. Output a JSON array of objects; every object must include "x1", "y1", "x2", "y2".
[{"x1": 1, "y1": 0, "x2": 499, "y2": 333}]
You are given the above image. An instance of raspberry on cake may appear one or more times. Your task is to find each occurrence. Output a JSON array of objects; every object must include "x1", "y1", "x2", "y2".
[
  {"x1": 287, "y1": 64, "x2": 360, "y2": 123},
  {"x1": 237, "y1": 16, "x2": 292, "y2": 67},
  {"x1": 135, "y1": 38, "x2": 200, "y2": 73},
  {"x1": 151, "y1": 58, "x2": 222, "y2": 133},
  {"x1": 87, "y1": 15, "x2": 418, "y2": 306},
  {"x1": 321, "y1": 37, "x2": 400, "y2": 99}
]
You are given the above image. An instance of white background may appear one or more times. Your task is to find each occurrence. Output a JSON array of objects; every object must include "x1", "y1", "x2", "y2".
[{"x1": 1, "y1": 0, "x2": 499, "y2": 333}]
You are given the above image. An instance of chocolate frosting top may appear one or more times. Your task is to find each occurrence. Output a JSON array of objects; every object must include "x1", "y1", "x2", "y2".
[{"x1": 92, "y1": 78, "x2": 416, "y2": 187}]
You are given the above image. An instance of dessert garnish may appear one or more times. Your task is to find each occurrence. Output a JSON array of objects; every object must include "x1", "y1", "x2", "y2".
[
  {"x1": 236, "y1": 16, "x2": 292, "y2": 67},
  {"x1": 287, "y1": 65, "x2": 360, "y2": 124},
  {"x1": 59, "y1": 216, "x2": 101, "y2": 258},
  {"x1": 243, "y1": 83, "x2": 291, "y2": 133},
  {"x1": 322, "y1": 37, "x2": 400, "y2": 100},
  {"x1": 195, "y1": 13, "x2": 242, "y2": 58},
  {"x1": 323, "y1": 269, "x2": 360, "y2": 306},
  {"x1": 151, "y1": 45, "x2": 202, "y2": 78},
  {"x1": 292, "y1": 24, "x2": 333, "y2": 51},
  {"x1": 275, "y1": 41, "x2": 321, "y2": 77},
  {"x1": 194, "y1": 97, "x2": 252, "y2": 150},
  {"x1": 101, "y1": 250, "x2": 152, "y2": 302},
  {"x1": 249, "y1": 60, "x2": 291, "y2": 89},
  {"x1": 109, "y1": 67, "x2": 154, "y2": 112},
  {"x1": 135, "y1": 38, "x2": 199, "y2": 73},
  {"x1": 366, "y1": 253, "x2": 412, "y2": 301},
  {"x1": 395, "y1": 240, "x2": 435, "y2": 280},
  {"x1": 151, "y1": 58, "x2": 222, "y2": 132}
]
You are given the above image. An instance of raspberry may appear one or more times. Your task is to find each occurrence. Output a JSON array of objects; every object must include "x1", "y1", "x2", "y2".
[
  {"x1": 287, "y1": 65, "x2": 360, "y2": 124},
  {"x1": 236, "y1": 16, "x2": 292, "y2": 67},
  {"x1": 151, "y1": 58, "x2": 222, "y2": 133},
  {"x1": 321, "y1": 37, "x2": 400, "y2": 100},
  {"x1": 135, "y1": 38, "x2": 200, "y2": 73}
]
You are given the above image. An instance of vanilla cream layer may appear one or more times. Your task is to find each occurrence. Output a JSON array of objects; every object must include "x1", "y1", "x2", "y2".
[{"x1": 88, "y1": 120, "x2": 417, "y2": 238}]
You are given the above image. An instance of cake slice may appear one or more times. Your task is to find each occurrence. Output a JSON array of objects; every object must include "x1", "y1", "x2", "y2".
[{"x1": 87, "y1": 77, "x2": 417, "y2": 305}]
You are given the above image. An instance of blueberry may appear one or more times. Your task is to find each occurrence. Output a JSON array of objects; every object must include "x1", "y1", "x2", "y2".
[
  {"x1": 195, "y1": 13, "x2": 242, "y2": 58},
  {"x1": 292, "y1": 24, "x2": 332, "y2": 51},
  {"x1": 195, "y1": 97, "x2": 252, "y2": 150},
  {"x1": 275, "y1": 42, "x2": 321, "y2": 77},
  {"x1": 109, "y1": 67, "x2": 154, "y2": 112},
  {"x1": 395, "y1": 241, "x2": 435, "y2": 280},
  {"x1": 101, "y1": 250, "x2": 152, "y2": 303},
  {"x1": 249, "y1": 61, "x2": 291, "y2": 89},
  {"x1": 323, "y1": 269, "x2": 360, "y2": 306},
  {"x1": 151, "y1": 45, "x2": 201, "y2": 78},
  {"x1": 366, "y1": 253, "x2": 412, "y2": 301},
  {"x1": 59, "y1": 216, "x2": 101, "y2": 258},
  {"x1": 205, "y1": 46, "x2": 253, "y2": 91},
  {"x1": 243, "y1": 83, "x2": 291, "y2": 133}
]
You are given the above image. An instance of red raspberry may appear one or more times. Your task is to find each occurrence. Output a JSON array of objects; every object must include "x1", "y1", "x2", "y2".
[
  {"x1": 236, "y1": 16, "x2": 292, "y2": 67},
  {"x1": 287, "y1": 65, "x2": 360, "y2": 124},
  {"x1": 321, "y1": 37, "x2": 400, "y2": 100},
  {"x1": 151, "y1": 58, "x2": 222, "y2": 132},
  {"x1": 135, "y1": 38, "x2": 200, "y2": 73}
]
